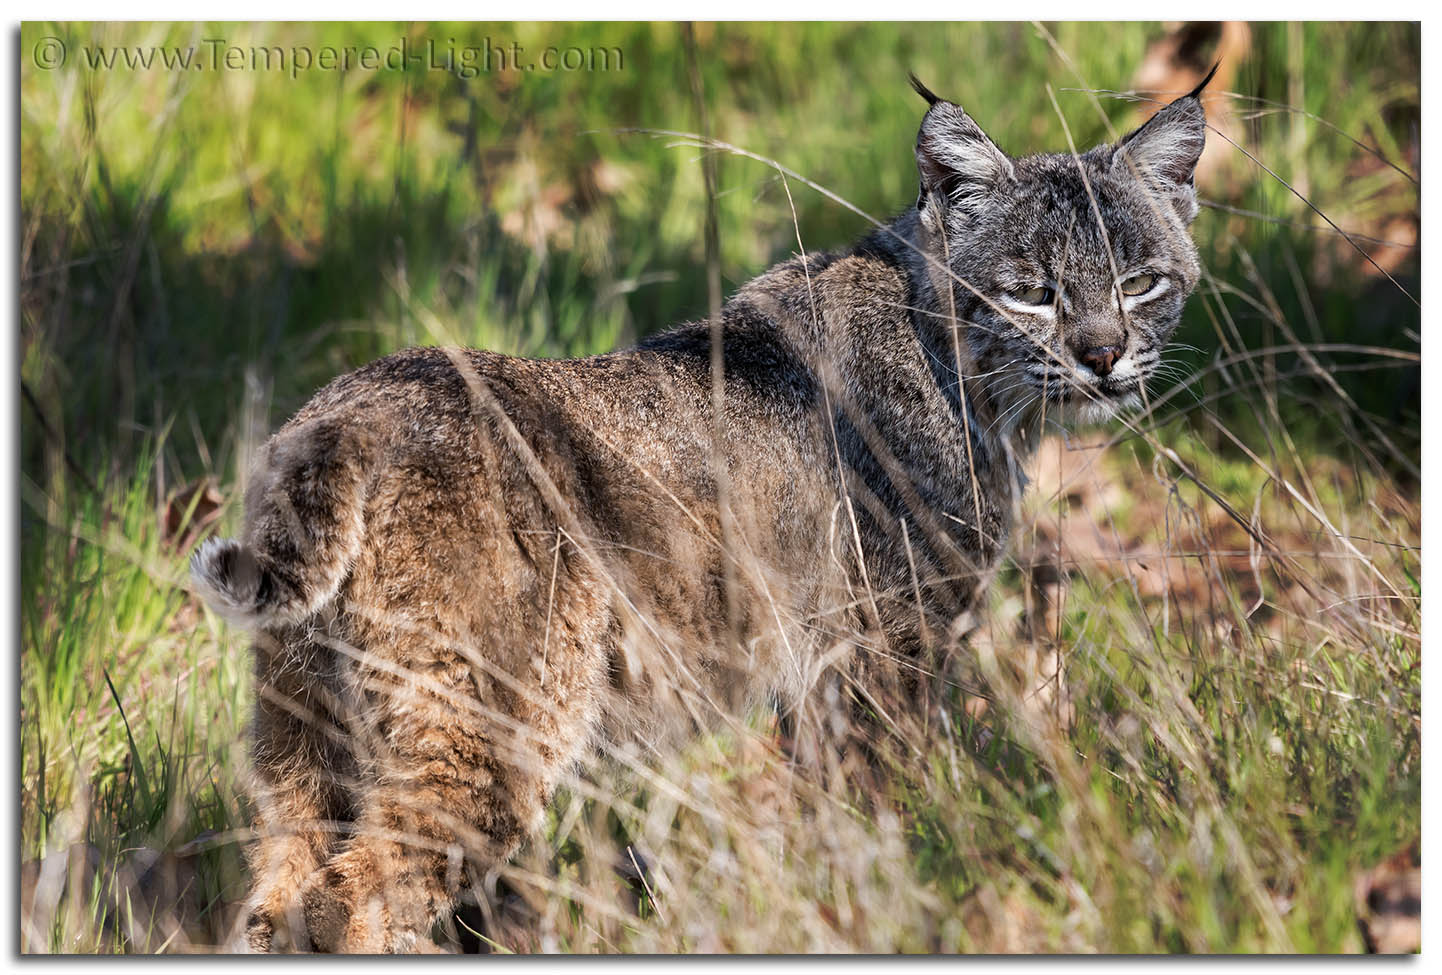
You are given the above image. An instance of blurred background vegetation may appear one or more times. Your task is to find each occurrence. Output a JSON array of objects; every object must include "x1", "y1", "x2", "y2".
[{"x1": 20, "y1": 21, "x2": 1419, "y2": 953}]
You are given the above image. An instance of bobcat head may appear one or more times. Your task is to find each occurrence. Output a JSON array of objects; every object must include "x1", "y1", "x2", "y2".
[{"x1": 908, "y1": 70, "x2": 1212, "y2": 435}]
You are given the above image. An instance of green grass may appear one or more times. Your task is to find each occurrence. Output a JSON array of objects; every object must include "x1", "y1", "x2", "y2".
[{"x1": 20, "y1": 21, "x2": 1418, "y2": 953}]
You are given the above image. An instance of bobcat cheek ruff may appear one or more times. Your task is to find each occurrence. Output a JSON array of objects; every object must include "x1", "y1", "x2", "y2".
[{"x1": 195, "y1": 73, "x2": 1207, "y2": 953}]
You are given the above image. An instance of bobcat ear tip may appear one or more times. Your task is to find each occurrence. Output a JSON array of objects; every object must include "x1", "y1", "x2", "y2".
[
  {"x1": 1185, "y1": 60, "x2": 1222, "y2": 102},
  {"x1": 909, "y1": 72, "x2": 943, "y2": 108}
]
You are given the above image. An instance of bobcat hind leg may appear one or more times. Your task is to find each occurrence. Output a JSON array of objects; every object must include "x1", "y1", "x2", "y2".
[
  {"x1": 298, "y1": 626, "x2": 594, "y2": 953},
  {"x1": 239, "y1": 631, "x2": 355, "y2": 952}
]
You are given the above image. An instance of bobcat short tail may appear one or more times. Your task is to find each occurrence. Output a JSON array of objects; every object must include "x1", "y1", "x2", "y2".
[{"x1": 191, "y1": 417, "x2": 382, "y2": 629}]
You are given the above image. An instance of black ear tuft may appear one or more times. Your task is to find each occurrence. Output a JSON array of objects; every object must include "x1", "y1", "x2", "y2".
[
  {"x1": 1186, "y1": 60, "x2": 1221, "y2": 100},
  {"x1": 908, "y1": 73, "x2": 942, "y2": 107},
  {"x1": 1111, "y1": 69, "x2": 1212, "y2": 223},
  {"x1": 914, "y1": 95, "x2": 1013, "y2": 222}
]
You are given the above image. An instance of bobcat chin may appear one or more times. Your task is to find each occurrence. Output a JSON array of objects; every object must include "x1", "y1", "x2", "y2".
[{"x1": 195, "y1": 70, "x2": 1211, "y2": 953}]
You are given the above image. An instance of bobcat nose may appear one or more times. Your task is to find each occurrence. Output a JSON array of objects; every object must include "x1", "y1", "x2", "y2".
[{"x1": 1078, "y1": 345, "x2": 1122, "y2": 377}]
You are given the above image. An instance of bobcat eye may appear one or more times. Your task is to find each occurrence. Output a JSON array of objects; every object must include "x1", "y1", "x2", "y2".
[
  {"x1": 1016, "y1": 285, "x2": 1055, "y2": 306},
  {"x1": 1120, "y1": 273, "x2": 1157, "y2": 297}
]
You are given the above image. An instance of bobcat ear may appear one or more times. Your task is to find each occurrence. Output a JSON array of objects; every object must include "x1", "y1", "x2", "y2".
[
  {"x1": 1112, "y1": 63, "x2": 1214, "y2": 218},
  {"x1": 913, "y1": 83, "x2": 1014, "y2": 222}
]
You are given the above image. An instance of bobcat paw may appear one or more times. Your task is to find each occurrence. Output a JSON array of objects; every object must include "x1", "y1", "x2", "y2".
[
  {"x1": 238, "y1": 894, "x2": 315, "y2": 952},
  {"x1": 219, "y1": 910, "x2": 271, "y2": 953},
  {"x1": 301, "y1": 871, "x2": 396, "y2": 953},
  {"x1": 237, "y1": 905, "x2": 313, "y2": 953}
]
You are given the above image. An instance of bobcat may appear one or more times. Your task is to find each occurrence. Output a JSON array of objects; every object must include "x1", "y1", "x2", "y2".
[{"x1": 193, "y1": 69, "x2": 1212, "y2": 952}]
